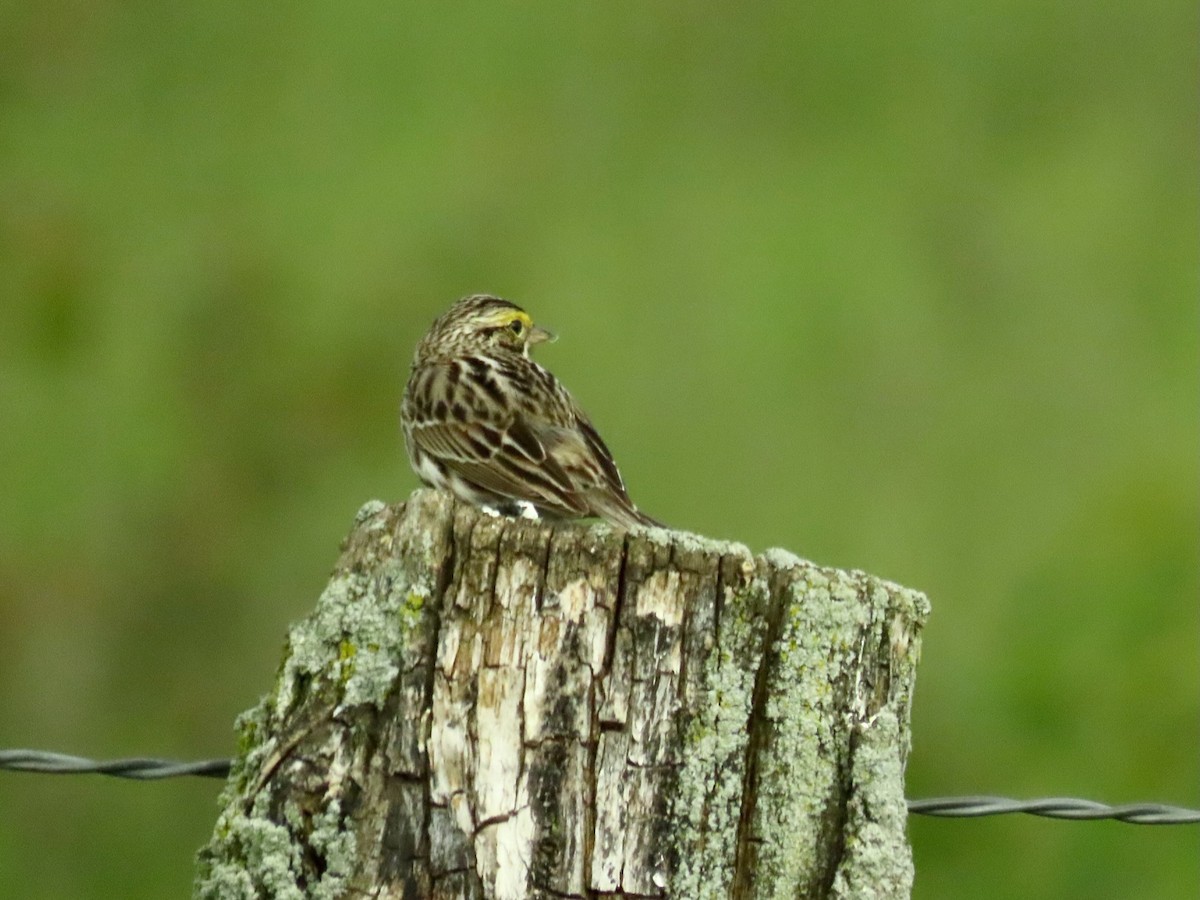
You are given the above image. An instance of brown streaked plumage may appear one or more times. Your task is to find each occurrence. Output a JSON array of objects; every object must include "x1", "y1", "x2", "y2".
[{"x1": 401, "y1": 294, "x2": 661, "y2": 528}]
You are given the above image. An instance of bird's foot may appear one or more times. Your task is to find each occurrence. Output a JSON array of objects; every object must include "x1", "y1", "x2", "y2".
[
  {"x1": 479, "y1": 501, "x2": 540, "y2": 521},
  {"x1": 514, "y1": 500, "x2": 540, "y2": 521}
]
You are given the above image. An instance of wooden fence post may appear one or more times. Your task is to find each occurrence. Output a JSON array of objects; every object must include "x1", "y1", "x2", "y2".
[{"x1": 195, "y1": 489, "x2": 929, "y2": 899}]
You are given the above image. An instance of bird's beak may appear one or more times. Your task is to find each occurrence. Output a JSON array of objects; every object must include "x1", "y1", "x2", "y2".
[{"x1": 528, "y1": 325, "x2": 557, "y2": 345}]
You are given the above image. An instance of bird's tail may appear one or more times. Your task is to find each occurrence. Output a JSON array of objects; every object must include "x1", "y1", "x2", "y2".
[
  {"x1": 631, "y1": 508, "x2": 665, "y2": 528},
  {"x1": 594, "y1": 496, "x2": 665, "y2": 530}
]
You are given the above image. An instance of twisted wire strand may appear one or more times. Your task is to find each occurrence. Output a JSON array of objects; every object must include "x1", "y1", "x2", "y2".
[
  {"x1": 2, "y1": 749, "x2": 1197, "y2": 824},
  {"x1": 907, "y1": 795, "x2": 1200, "y2": 825},
  {"x1": 0, "y1": 749, "x2": 231, "y2": 780}
]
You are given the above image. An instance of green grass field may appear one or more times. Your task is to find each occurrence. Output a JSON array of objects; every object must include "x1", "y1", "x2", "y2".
[{"x1": 1, "y1": 4, "x2": 1195, "y2": 897}]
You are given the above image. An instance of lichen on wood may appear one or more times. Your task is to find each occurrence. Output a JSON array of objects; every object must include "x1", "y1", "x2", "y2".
[{"x1": 195, "y1": 489, "x2": 930, "y2": 899}]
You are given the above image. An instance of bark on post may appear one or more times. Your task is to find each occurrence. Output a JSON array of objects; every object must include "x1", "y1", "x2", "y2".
[{"x1": 195, "y1": 489, "x2": 930, "y2": 899}]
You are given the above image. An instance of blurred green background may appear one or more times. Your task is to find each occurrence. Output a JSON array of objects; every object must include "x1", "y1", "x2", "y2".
[{"x1": 1, "y1": 3, "x2": 1195, "y2": 897}]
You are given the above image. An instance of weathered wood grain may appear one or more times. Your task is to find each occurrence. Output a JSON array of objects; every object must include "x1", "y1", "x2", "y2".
[{"x1": 195, "y1": 489, "x2": 929, "y2": 899}]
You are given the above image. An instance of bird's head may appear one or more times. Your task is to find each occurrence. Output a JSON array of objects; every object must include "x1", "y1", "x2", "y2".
[{"x1": 415, "y1": 294, "x2": 556, "y2": 362}]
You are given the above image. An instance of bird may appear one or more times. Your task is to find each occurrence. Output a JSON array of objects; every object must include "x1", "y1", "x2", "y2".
[{"x1": 401, "y1": 294, "x2": 661, "y2": 529}]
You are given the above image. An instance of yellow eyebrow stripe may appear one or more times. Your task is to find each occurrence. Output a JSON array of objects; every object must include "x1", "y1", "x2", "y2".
[{"x1": 483, "y1": 310, "x2": 533, "y2": 329}]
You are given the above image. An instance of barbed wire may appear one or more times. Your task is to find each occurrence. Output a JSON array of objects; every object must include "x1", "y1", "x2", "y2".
[
  {"x1": 2, "y1": 748, "x2": 1197, "y2": 824},
  {"x1": 907, "y1": 795, "x2": 1200, "y2": 825},
  {"x1": 0, "y1": 749, "x2": 231, "y2": 780}
]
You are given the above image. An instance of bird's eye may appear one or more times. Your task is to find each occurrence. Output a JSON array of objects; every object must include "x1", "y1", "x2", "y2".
[{"x1": 509, "y1": 320, "x2": 524, "y2": 335}]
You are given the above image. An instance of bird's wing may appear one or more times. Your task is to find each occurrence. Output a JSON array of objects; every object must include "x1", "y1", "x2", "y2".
[
  {"x1": 573, "y1": 413, "x2": 630, "y2": 497},
  {"x1": 407, "y1": 412, "x2": 588, "y2": 518},
  {"x1": 516, "y1": 369, "x2": 653, "y2": 525},
  {"x1": 536, "y1": 424, "x2": 610, "y2": 494}
]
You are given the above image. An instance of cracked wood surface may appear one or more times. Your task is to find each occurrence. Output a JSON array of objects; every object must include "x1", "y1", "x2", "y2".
[{"x1": 195, "y1": 490, "x2": 930, "y2": 899}]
